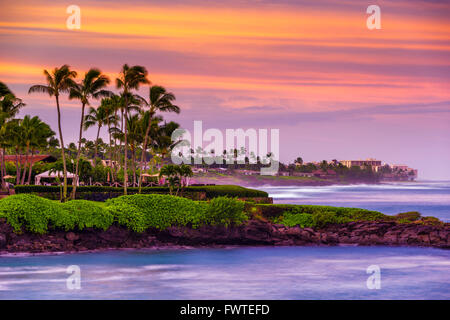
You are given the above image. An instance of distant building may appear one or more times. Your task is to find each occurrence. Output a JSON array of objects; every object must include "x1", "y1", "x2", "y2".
[
  {"x1": 340, "y1": 158, "x2": 382, "y2": 168},
  {"x1": 291, "y1": 172, "x2": 314, "y2": 177},
  {"x1": 3, "y1": 154, "x2": 57, "y2": 165},
  {"x1": 390, "y1": 164, "x2": 409, "y2": 171},
  {"x1": 235, "y1": 169, "x2": 259, "y2": 175},
  {"x1": 312, "y1": 169, "x2": 337, "y2": 179}
]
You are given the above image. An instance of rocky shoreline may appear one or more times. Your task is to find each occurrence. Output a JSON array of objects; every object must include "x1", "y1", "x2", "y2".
[{"x1": 1, "y1": 219, "x2": 448, "y2": 254}]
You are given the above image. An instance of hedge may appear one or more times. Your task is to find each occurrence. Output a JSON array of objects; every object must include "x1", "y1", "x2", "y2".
[
  {"x1": 255, "y1": 203, "x2": 389, "y2": 228},
  {"x1": 0, "y1": 194, "x2": 248, "y2": 234},
  {"x1": 14, "y1": 185, "x2": 268, "y2": 199}
]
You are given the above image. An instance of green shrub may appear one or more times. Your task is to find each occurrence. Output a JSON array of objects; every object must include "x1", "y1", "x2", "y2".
[
  {"x1": 312, "y1": 211, "x2": 349, "y2": 228},
  {"x1": 61, "y1": 200, "x2": 113, "y2": 231},
  {"x1": 105, "y1": 194, "x2": 208, "y2": 232},
  {"x1": 280, "y1": 213, "x2": 314, "y2": 228},
  {"x1": 395, "y1": 211, "x2": 421, "y2": 222},
  {"x1": 0, "y1": 194, "x2": 72, "y2": 234},
  {"x1": 14, "y1": 185, "x2": 268, "y2": 199},
  {"x1": 256, "y1": 204, "x2": 386, "y2": 221},
  {"x1": 205, "y1": 197, "x2": 247, "y2": 227}
]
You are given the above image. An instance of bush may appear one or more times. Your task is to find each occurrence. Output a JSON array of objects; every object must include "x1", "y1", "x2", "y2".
[
  {"x1": 395, "y1": 211, "x2": 421, "y2": 222},
  {"x1": 261, "y1": 204, "x2": 387, "y2": 228},
  {"x1": 61, "y1": 200, "x2": 113, "y2": 231},
  {"x1": 256, "y1": 204, "x2": 386, "y2": 221},
  {"x1": 0, "y1": 194, "x2": 72, "y2": 234},
  {"x1": 14, "y1": 184, "x2": 268, "y2": 199},
  {"x1": 312, "y1": 211, "x2": 348, "y2": 228},
  {"x1": 105, "y1": 194, "x2": 208, "y2": 232},
  {"x1": 280, "y1": 213, "x2": 313, "y2": 228},
  {"x1": 205, "y1": 197, "x2": 247, "y2": 227}
]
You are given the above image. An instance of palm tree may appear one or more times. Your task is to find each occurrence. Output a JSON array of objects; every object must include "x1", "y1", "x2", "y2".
[
  {"x1": 98, "y1": 96, "x2": 120, "y2": 182},
  {"x1": 28, "y1": 65, "x2": 77, "y2": 201},
  {"x1": 116, "y1": 64, "x2": 149, "y2": 194},
  {"x1": 0, "y1": 82, "x2": 25, "y2": 188},
  {"x1": 23, "y1": 116, "x2": 54, "y2": 185},
  {"x1": 84, "y1": 105, "x2": 115, "y2": 161},
  {"x1": 138, "y1": 85, "x2": 180, "y2": 193},
  {"x1": 152, "y1": 121, "x2": 181, "y2": 162},
  {"x1": 69, "y1": 68, "x2": 111, "y2": 198},
  {"x1": 126, "y1": 113, "x2": 144, "y2": 186},
  {"x1": 19, "y1": 115, "x2": 54, "y2": 185},
  {"x1": 0, "y1": 81, "x2": 14, "y2": 97},
  {"x1": 3, "y1": 119, "x2": 23, "y2": 185}
]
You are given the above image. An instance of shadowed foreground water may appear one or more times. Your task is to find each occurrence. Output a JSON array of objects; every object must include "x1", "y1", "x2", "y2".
[{"x1": 0, "y1": 246, "x2": 449, "y2": 299}]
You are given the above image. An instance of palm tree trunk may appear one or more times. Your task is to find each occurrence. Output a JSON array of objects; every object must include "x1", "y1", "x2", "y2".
[
  {"x1": 138, "y1": 113, "x2": 153, "y2": 193},
  {"x1": 94, "y1": 124, "x2": 101, "y2": 161},
  {"x1": 27, "y1": 148, "x2": 34, "y2": 185},
  {"x1": 132, "y1": 147, "x2": 137, "y2": 187},
  {"x1": 105, "y1": 118, "x2": 113, "y2": 183},
  {"x1": 0, "y1": 148, "x2": 5, "y2": 189},
  {"x1": 123, "y1": 96, "x2": 128, "y2": 195},
  {"x1": 72, "y1": 102, "x2": 86, "y2": 199},
  {"x1": 15, "y1": 149, "x2": 21, "y2": 185},
  {"x1": 21, "y1": 144, "x2": 29, "y2": 185},
  {"x1": 55, "y1": 95, "x2": 68, "y2": 202}
]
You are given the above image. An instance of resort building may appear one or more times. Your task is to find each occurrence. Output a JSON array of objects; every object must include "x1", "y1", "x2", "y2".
[
  {"x1": 3, "y1": 154, "x2": 57, "y2": 165},
  {"x1": 339, "y1": 158, "x2": 382, "y2": 168}
]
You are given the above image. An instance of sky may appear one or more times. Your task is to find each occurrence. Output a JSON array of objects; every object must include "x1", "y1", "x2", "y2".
[{"x1": 0, "y1": 0, "x2": 449, "y2": 179}]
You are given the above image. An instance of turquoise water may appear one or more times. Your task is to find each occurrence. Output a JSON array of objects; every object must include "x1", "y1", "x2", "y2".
[{"x1": 0, "y1": 181, "x2": 449, "y2": 300}]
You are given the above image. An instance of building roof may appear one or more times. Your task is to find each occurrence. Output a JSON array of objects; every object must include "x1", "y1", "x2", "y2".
[{"x1": 4, "y1": 155, "x2": 57, "y2": 164}]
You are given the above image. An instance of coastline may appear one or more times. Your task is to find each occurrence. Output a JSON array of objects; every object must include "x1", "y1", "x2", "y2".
[
  {"x1": 1, "y1": 219, "x2": 448, "y2": 254},
  {"x1": 188, "y1": 174, "x2": 416, "y2": 188}
]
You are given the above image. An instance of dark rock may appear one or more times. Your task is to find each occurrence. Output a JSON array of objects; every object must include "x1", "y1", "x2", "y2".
[
  {"x1": 0, "y1": 233, "x2": 7, "y2": 248},
  {"x1": 65, "y1": 232, "x2": 79, "y2": 241},
  {"x1": 98, "y1": 226, "x2": 130, "y2": 244}
]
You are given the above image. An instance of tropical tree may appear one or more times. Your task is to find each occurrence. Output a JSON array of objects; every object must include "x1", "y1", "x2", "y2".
[
  {"x1": 151, "y1": 121, "x2": 181, "y2": 163},
  {"x1": 28, "y1": 65, "x2": 77, "y2": 201},
  {"x1": 116, "y1": 64, "x2": 149, "y2": 194},
  {"x1": 97, "y1": 96, "x2": 120, "y2": 182},
  {"x1": 138, "y1": 85, "x2": 180, "y2": 192},
  {"x1": 126, "y1": 113, "x2": 144, "y2": 186},
  {"x1": 159, "y1": 164, "x2": 192, "y2": 196},
  {"x1": 3, "y1": 120, "x2": 23, "y2": 185},
  {"x1": 19, "y1": 115, "x2": 54, "y2": 185},
  {"x1": 84, "y1": 104, "x2": 115, "y2": 161},
  {"x1": 69, "y1": 68, "x2": 111, "y2": 198},
  {"x1": 0, "y1": 82, "x2": 25, "y2": 187}
]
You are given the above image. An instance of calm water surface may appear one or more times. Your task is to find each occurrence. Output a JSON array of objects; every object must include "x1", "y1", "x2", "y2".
[{"x1": 0, "y1": 181, "x2": 449, "y2": 299}]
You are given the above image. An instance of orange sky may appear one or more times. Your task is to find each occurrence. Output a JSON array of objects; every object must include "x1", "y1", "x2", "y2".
[{"x1": 0, "y1": 0, "x2": 449, "y2": 178}]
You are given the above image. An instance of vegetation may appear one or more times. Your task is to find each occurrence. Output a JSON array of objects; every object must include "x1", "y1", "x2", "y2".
[
  {"x1": 0, "y1": 194, "x2": 443, "y2": 235},
  {"x1": 159, "y1": 164, "x2": 193, "y2": 195},
  {"x1": 29, "y1": 65, "x2": 78, "y2": 201},
  {"x1": 204, "y1": 196, "x2": 247, "y2": 227},
  {"x1": 256, "y1": 204, "x2": 389, "y2": 228},
  {"x1": 14, "y1": 184, "x2": 269, "y2": 198},
  {"x1": 1, "y1": 68, "x2": 189, "y2": 201},
  {"x1": 69, "y1": 68, "x2": 112, "y2": 199},
  {"x1": 0, "y1": 194, "x2": 247, "y2": 234},
  {"x1": 105, "y1": 194, "x2": 208, "y2": 232}
]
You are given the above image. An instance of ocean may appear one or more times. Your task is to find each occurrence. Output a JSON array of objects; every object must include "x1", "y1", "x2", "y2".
[{"x1": 0, "y1": 181, "x2": 449, "y2": 299}]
